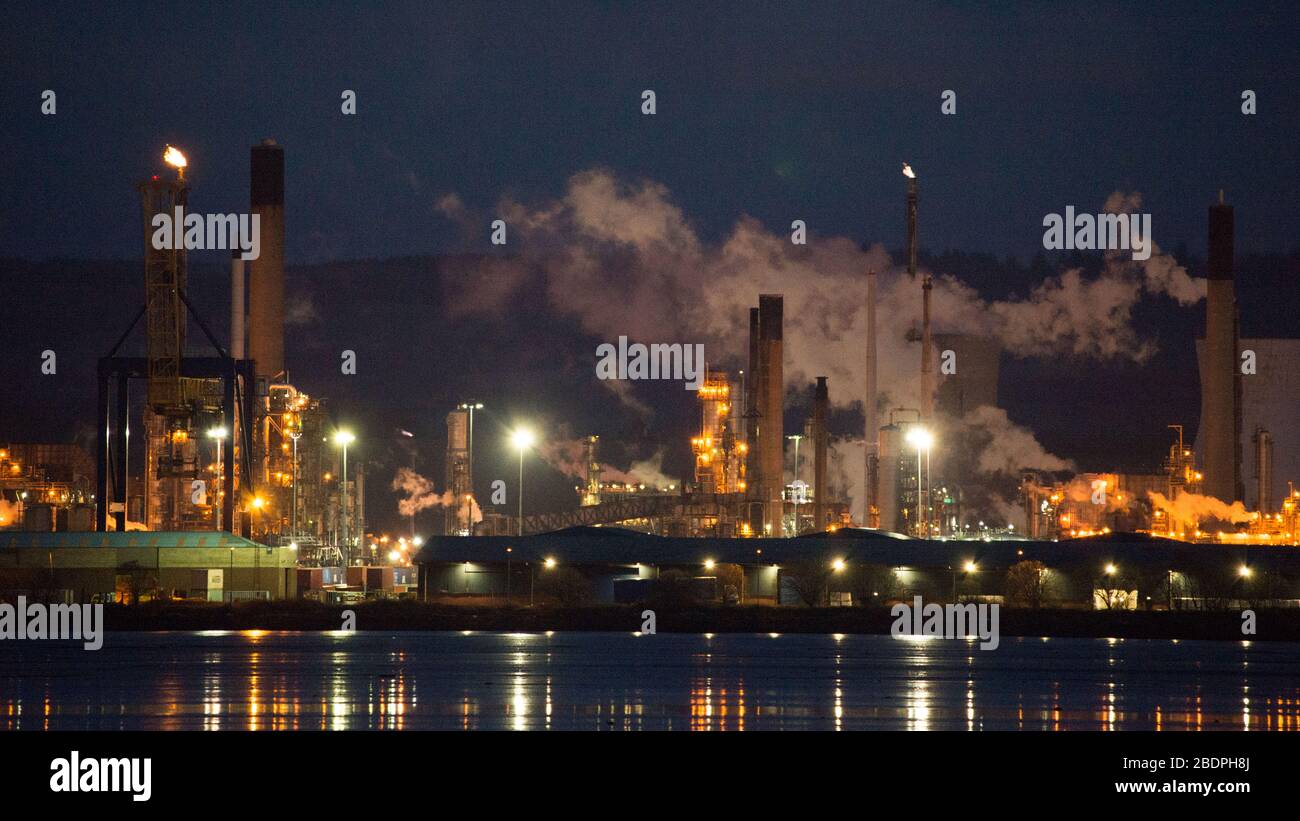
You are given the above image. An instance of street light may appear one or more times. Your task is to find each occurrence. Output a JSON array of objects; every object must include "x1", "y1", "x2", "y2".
[
  {"x1": 786, "y1": 434, "x2": 803, "y2": 536},
  {"x1": 905, "y1": 426, "x2": 934, "y2": 538},
  {"x1": 334, "y1": 430, "x2": 356, "y2": 564},
  {"x1": 207, "y1": 426, "x2": 228, "y2": 531},
  {"x1": 458, "y1": 401, "x2": 484, "y2": 492},
  {"x1": 510, "y1": 428, "x2": 535, "y2": 537}
]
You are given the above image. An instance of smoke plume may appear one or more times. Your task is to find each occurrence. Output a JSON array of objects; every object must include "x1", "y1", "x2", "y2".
[
  {"x1": 1148, "y1": 490, "x2": 1253, "y2": 528},
  {"x1": 391, "y1": 467, "x2": 482, "y2": 524}
]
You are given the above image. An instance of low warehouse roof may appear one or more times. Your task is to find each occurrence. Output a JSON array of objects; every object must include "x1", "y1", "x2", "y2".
[
  {"x1": 0, "y1": 531, "x2": 269, "y2": 550},
  {"x1": 416, "y1": 529, "x2": 1300, "y2": 574}
]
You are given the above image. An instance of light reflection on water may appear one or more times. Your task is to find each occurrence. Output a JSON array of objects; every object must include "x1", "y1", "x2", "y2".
[{"x1": 1, "y1": 631, "x2": 1299, "y2": 731}]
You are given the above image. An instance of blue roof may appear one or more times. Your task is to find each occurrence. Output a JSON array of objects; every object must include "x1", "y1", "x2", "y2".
[{"x1": 0, "y1": 531, "x2": 269, "y2": 550}]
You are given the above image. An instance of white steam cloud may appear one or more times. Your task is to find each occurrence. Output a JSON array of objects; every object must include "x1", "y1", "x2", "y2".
[
  {"x1": 391, "y1": 467, "x2": 482, "y2": 524},
  {"x1": 439, "y1": 169, "x2": 1202, "y2": 519}
]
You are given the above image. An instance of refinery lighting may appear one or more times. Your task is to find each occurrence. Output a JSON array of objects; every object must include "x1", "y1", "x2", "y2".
[
  {"x1": 334, "y1": 430, "x2": 356, "y2": 563},
  {"x1": 207, "y1": 426, "x2": 229, "y2": 531},
  {"x1": 1104, "y1": 563, "x2": 1117, "y2": 576},
  {"x1": 1239, "y1": 565, "x2": 1253, "y2": 579},
  {"x1": 510, "y1": 428, "x2": 535, "y2": 451},
  {"x1": 964, "y1": 560, "x2": 978, "y2": 573},
  {"x1": 902, "y1": 162, "x2": 916, "y2": 179},
  {"x1": 904, "y1": 426, "x2": 934, "y2": 450},
  {"x1": 832, "y1": 558, "x2": 846, "y2": 572},
  {"x1": 510, "y1": 427, "x2": 536, "y2": 537},
  {"x1": 704, "y1": 559, "x2": 716, "y2": 570},
  {"x1": 544, "y1": 557, "x2": 557, "y2": 569}
]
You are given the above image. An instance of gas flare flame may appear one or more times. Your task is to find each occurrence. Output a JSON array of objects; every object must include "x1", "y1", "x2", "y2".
[
  {"x1": 902, "y1": 162, "x2": 916, "y2": 179},
  {"x1": 163, "y1": 145, "x2": 188, "y2": 169}
]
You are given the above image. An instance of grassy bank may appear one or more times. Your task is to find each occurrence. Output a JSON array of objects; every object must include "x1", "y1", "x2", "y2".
[{"x1": 98, "y1": 599, "x2": 1296, "y2": 642}]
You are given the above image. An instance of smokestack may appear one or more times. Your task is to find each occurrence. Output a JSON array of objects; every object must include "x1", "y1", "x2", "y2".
[
  {"x1": 1253, "y1": 427, "x2": 1273, "y2": 515},
  {"x1": 248, "y1": 139, "x2": 284, "y2": 379},
  {"x1": 922, "y1": 275, "x2": 933, "y2": 419},
  {"x1": 864, "y1": 270, "x2": 879, "y2": 527},
  {"x1": 445, "y1": 410, "x2": 470, "y2": 535},
  {"x1": 746, "y1": 306, "x2": 761, "y2": 516},
  {"x1": 813, "y1": 376, "x2": 829, "y2": 531},
  {"x1": 1201, "y1": 192, "x2": 1239, "y2": 502},
  {"x1": 230, "y1": 250, "x2": 245, "y2": 360},
  {"x1": 759, "y1": 294, "x2": 784, "y2": 535},
  {"x1": 905, "y1": 166, "x2": 934, "y2": 420},
  {"x1": 582, "y1": 434, "x2": 602, "y2": 507}
]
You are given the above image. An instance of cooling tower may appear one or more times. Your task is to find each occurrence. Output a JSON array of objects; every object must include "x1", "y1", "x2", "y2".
[
  {"x1": 933, "y1": 333, "x2": 1001, "y2": 417},
  {"x1": 248, "y1": 140, "x2": 284, "y2": 379},
  {"x1": 1196, "y1": 193, "x2": 1240, "y2": 503}
]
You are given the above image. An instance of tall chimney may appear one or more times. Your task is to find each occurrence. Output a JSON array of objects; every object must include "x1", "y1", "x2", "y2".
[
  {"x1": 1253, "y1": 427, "x2": 1273, "y2": 515},
  {"x1": 904, "y1": 165, "x2": 933, "y2": 419},
  {"x1": 864, "y1": 270, "x2": 879, "y2": 527},
  {"x1": 921, "y1": 275, "x2": 933, "y2": 419},
  {"x1": 230, "y1": 250, "x2": 245, "y2": 360},
  {"x1": 813, "y1": 376, "x2": 829, "y2": 531},
  {"x1": 1201, "y1": 192, "x2": 1238, "y2": 503},
  {"x1": 759, "y1": 294, "x2": 784, "y2": 535},
  {"x1": 746, "y1": 306, "x2": 762, "y2": 522},
  {"x1": 248, "y1": 140, "x2": 285, "y2": 379}
]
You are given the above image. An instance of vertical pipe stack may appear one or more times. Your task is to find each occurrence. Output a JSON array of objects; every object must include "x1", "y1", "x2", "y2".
[
  {"x1": 864, "y1": 270, "x2": 878, "y2": 527},
  {"x1": 758, "y1": 295, "x2": 784, "y2": 535},
  {"x1": 248, "y1": 140, "x2": 285, "y2": 380},
  {"x1": 1253, "y1": 427, "x2": 1273, "y2": 515},
  {"x1": 1201, "y1": 191, "x2": 1239, "y2": 503},
  {"x1": 230, "y1": 250, "x2": 245, "y2": 360},
  {"x1": 813, "y1": 376, "x2": 828, "y2": 531},
  {"x1": 746, "y1": 307, "x2": 762, "y2": 530}
]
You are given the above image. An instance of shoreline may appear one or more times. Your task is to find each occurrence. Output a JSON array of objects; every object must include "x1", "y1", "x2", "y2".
[{"x1": 94, "y1": 600, "x2": 1298, "y2": 642}]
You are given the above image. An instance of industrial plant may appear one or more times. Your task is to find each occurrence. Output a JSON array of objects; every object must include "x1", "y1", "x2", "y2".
[{"x1": 2, "y1": 145, "x2": 1298, "y2": 610}]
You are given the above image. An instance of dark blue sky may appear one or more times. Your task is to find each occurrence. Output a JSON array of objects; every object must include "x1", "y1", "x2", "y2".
[{"x1": 3, "y1": 1, "x2": 1298, "y2": 262}]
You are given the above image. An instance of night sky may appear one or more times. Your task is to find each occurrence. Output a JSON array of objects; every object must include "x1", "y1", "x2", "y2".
[{"x1": 2, "y1": 2, "x2": 1299, "y2": 531}]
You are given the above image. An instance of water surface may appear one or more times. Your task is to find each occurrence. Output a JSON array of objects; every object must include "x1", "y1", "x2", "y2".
[{"x1": 2, "y1": 631, "x2": 1297, "y2": 730}]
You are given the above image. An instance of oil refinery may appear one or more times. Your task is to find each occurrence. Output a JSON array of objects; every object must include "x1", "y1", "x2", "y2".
[{"x1": 2, "y1": 142, "x2": 1299, "y2": 609}]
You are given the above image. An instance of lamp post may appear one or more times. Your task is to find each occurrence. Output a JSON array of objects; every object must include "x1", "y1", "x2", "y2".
[
  {"x1": 207, "y1": 426, "x2": 228, "y2": 531},
  {"x1": 334, "y1": 430, "x2": 355, "y2": 564},
  {"x1": 905, "y1": 426, "x2": 933, "y2": 538},
  {"x1": 786, "y1": 434, "x2": 803, "y2": 536},
  {"x1": 288, "y1": 421, "x2": 302, "y2": 541},
  {"x1": 510, "y1": 428, "x2": 535, "y2": 537}
]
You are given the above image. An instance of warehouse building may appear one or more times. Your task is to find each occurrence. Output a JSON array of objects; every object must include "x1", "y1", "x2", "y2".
[
  {"x1": 0, "y1": 531, "x2": 298, "y2": 603},
  {"x1": 415, "y1": 527, "x2": 1300, "y2": 609}
]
